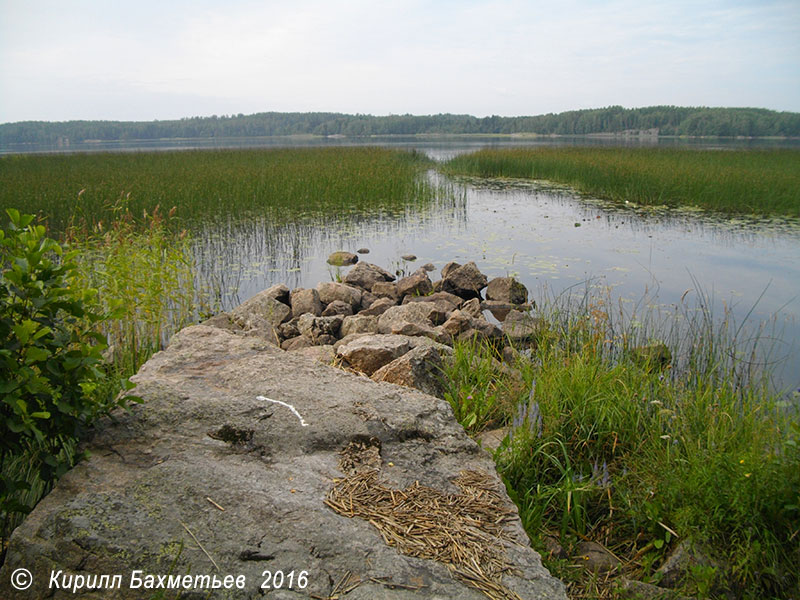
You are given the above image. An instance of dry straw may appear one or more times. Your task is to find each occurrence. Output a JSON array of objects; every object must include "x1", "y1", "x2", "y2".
[{"x1": 325, "y1": 440, "x2": 525, "y2": 600}]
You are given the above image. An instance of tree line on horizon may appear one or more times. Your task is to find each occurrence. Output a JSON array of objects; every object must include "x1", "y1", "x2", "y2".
[{"x1": 2, "y1": 106, "x2": 799, "y2": 146}]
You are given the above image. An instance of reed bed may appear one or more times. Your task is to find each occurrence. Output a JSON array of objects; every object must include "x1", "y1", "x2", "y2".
[
  {"x1": 0, "y1": 146, "x2": 438, "y2": 233},
  {"x1": 442, "y1": 147, "x2": 800, "y2": 216}
]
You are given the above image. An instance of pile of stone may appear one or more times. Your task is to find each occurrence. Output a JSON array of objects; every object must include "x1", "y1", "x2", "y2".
[{"x1": 203, "y1": 258, "x2": 541, "y2": 398}]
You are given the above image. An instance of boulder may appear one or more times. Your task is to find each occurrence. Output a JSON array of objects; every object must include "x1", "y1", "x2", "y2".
[
  {"x1": 317, "y1": 281, "x2": 362, "y2": 308},
  {"x1": 321, "y1": 300, "x2": 353, "y2": 317},
  {"x1": 336, "y1": 333, "x2": 412, "y2": 375},
  {"x1": 356, "y1": 247, "x2": 370, "y2": 254},
  {"x1": 371, "y1": 345, "x2": 446, "y2": 398},
  {"x1": 340, "y1": 314, "x2": 380, "y2": 338},
  {"x1": 440, "y1": 261, "x2": 488, "y2": 300},
  {"x1": 342, "y1": 262, "x2": 395, "y2": 291},
  {"x1": 0, "y1": 324, "x2": 569, "y2": 600},
  {"x1": 421, "y1": 262, "x2": 436, "y2": 272},
  {"x1": 263, "y1": 283, "x2": 291, "y2": 305},
  {"x1": 290, "y1": 287, "x2": 322, "y2": 318},
  {"x1": 297, "y1": 313, "x2": 343, "y2": 342},
  {"x1": 574, "y1": 540, "x2": 621, "y2": 573},
  {"x1": 440, "y1": 261, "x2": 461, "y2": 278},
  {"x1": 281, "y1": 335, "x2": 312, "y2": 351},
  {"x1": 358, "y1": 290, "x2": 379, "y2": 310},
  {"x1": 377, "y1": 302, "x2": 440, "y2": 334},
  {"x1": 396, "y1": 269, "x2": 433, "y2": 298},
  {"x1": 617, "y1": 578, "x2": 693, "y2": 600},
  {"x1": 486, "y1": 277, "x2": 528, "y2": 305},
  {"x1": 289, "y1": 344, "x2": 336, "y2": 364},
  {"x1": 441, "y1": 309, "x2": 473, "y2": 338},
  {"x1": 482, "y1": 300, "x2": 518, "y2": 322},
  {"x1": 461, "y1": 297, "x2": 482, "y2": 318},
  {"x1": 200, "y1": 312, "x2": 243, "y2": 333},
  {"x1": 371, "y1": 281, "x2": 400, "y2": 302},
  {"x1": 503, "y1": 309, "x2": 544, "y2": 345},
  {"x1": 230, "y1": 290, "x2": 292, "y2": 345},
  {"x1": 358, "y1": 297, "x2": 396, "y2": 317},
  {"x1": 327, "y1": 251, "x2": 359, "y2": 266}
]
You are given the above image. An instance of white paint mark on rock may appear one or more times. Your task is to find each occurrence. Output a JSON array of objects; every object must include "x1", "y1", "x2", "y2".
[{"x1": 256, "y1": 395, "x2": 310, "y2": 427}]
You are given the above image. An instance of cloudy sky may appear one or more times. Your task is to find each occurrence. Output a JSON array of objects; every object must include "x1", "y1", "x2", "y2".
[{"x1": 1, "y1": 0, "x2": 798, "y2": 123}]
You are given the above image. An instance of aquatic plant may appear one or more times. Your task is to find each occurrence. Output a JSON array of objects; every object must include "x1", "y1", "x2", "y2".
[
  {"x1": 444, "y1": 286, "x2": 799, "y2": 599},
  {"x1": 442, "y1": 147, "x2": 800, "y2": 216}
]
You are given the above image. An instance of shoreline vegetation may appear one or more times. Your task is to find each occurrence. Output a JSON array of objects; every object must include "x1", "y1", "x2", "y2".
[
  {"x1": 2, "y1": 146, "x2": 799, "y2": 599},
  {"x1": 443, "y1": 147, "x2": 800, "y2": 217},
  {"x1": 2, "y1": 105, "x2": 799, "y2": 149}
]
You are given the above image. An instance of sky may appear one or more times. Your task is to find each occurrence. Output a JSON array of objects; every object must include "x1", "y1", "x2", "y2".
[{"x1": 1, "y1": 0, "x2": 799, "y2": 123}]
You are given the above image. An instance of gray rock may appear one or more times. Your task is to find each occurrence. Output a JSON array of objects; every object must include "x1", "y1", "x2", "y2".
[
  {"x1": 574, "y1": 540, "x2": 621, "y2": 573},
  {"x1": 321, "y1": 300, "x2": 354, "y2": 317},
  {"x1": 340, "y1": 314, "x2": 380, "y2": 338},
  {"x1": 371, "y1": 345, "x2": 446, "y2": 398},
  {"x1": 336, "y1": 333, "x2": 413, "y2": 375},
  {"x1": 0, "y1": 324, "x2": 568, "y2": 599},
  {"x1": 377, "y1": 303, "x2": 439, "y2": 335},
  {"x1": 289, "y1": 344, "x2": 336, "y2": 364},
  {"x1": 317, "y1": 281, "x2": 362, "y2": 308},
  {"x1": 371, "y1": 281, "x2": 400, "y2": 301},
  {"x1": 297, "y1": 313, "x2": 343, "y2": 342},
  {"x1": 618, "y1": 577, "x2": 693, "y2": 600},
  {"x1": 482, "y1": 300, "x2": 519, "y2": 322},
  {"x1": 441, "y1": 309, "x2": 473, "y2": 338},
  {"x1": 358, "y1": 290, "x2": 379, "y2": 311},
  {"x1": 290, "y1": 287, "x2": 322, "y2": 318},
  {"x1": 327, "y1": 251, "x2": 359, "y2": 266},
  {"x1": 655, "y1": 540, "x2": 724, "y2": 590},
  {"x1": 403, "y1": 292, "x2": 463, "y2": 319},
  {"x1": 503, "y1": 309, "x2": 544, "y2": 345},
  {"x1": 461, "y1": 297, "x2": 482, "y2": 318},
  {"x1": 440, "y1": 261, "x2": 488, "y2": 300},
  {"x1": 201, "y1": 312, "x2": 243, "y2": 333},
  {"x1": 479, "y1": 427, "x2": 510, "y2": 453},
  {"x1": 342, "y1": 262, "x2": 395, "y2": 291},
  {"x1": 263, "y1": 283, "x2": 291, "y2": 305},
  {"x1": 230, "y1": 289, "x2": 292, "y2": 344},
  {"x1": 278, "y1": 318, "x2": 300, "y2": 340},
  {"x1": 486, "y1": 277, "x2": 529, "y2": 305},
  {"x1": 281, "y1": 335, "x2": 312, "y2": 351},
  {"x1": 396, "y1": 269, "x2": 433, "y2": 299},
  {"x1": 358, "y1": 297, "x2": 396, "y2": 317},
  {"x1": 440, "y1": 261, "x2": 461, "y2": 279}
]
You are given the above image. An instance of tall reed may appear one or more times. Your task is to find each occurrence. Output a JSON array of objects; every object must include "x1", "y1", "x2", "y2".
[{"x1": 442, "y1": 147, "x2": 800, "y2": 216}]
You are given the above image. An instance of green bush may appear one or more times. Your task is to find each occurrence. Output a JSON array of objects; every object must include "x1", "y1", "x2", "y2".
[{"x1": 0, "y1": 209, "x2": 133, "y2": 518}]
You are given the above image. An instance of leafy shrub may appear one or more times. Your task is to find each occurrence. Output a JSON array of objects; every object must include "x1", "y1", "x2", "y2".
[{"x1": 0, "y1": 209, "x2": 133, "y2": 519}]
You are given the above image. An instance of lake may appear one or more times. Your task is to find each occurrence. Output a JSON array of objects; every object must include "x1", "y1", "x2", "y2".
[
  {"x1": 172, "y1": 138, "x2": 800, "y2": 395},
  {"x1": 4, "y1": 135, "x2": 799, "y2": 393}
]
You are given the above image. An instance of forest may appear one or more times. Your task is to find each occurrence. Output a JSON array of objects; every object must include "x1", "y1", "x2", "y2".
[{"x1": 1, "y1": 105, "x2": 799, "y2": 146}]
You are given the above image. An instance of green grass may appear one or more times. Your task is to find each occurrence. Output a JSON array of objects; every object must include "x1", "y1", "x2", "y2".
[
  {"x1": 0, "y1": 146, "x2": 438, "y2": 233},
  {"x1": 442, "y1": 147, "x2": 800, "y2": 216},
  {"x1": 443, "y1": 289, "x2": 800, "y2": 599}
]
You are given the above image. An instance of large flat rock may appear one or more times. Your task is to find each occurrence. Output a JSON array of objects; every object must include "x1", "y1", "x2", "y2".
[{"x1": 0, "y1": 325, "x2": 565, "y2": 600}]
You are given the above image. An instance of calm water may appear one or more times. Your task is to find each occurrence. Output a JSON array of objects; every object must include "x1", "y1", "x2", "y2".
[
  {"x1": 7, "y1": 135, "x2": 798, "y2": 391},
  {"x1": 186, "y1": 142, "x2": 800, "y2": 394}
]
